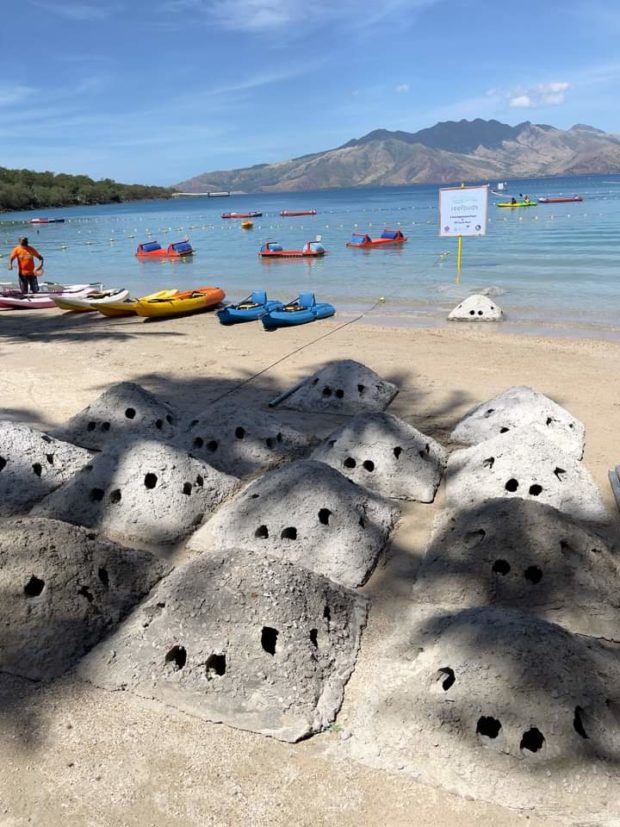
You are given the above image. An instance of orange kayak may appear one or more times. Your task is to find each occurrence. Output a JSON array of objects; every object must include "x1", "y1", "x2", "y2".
[{"x1": 135, "y1": 287, "x2": 225, "y2": 318}]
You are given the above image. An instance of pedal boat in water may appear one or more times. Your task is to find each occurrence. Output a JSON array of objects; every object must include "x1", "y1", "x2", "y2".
[
  {"x1": 135, "y1": 240, "x2": 194, "y2": 258},
  {"x1": 135, "y1": 286, "x2": 225, "y2": 318},
  {"x1": 217, "y1": 290, "x2": 284, "y2": 325},
  {"x1": 258, "y1": 240, "x2": 326, "y2": 258},
  {"x1": 346, "y1": 229, "x2": 407, "y2": 248},
  {"x1": 53, "y1": 288, "x2": 130, "y2": 312},
  {"x1": 261, "y1": 292, "x2": 335, "y2": 330}
]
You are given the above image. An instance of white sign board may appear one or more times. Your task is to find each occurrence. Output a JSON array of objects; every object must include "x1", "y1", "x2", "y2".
[{"x1": 439, "y1": 184, "x2": 488, "y2": 237}]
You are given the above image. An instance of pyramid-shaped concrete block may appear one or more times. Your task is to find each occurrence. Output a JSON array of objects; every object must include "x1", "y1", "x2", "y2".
[
  {"x1": 451, "y1": 386, "x2": 585, "y2": 458},
  {"x1": 183, "y1": 401, "x2": 312, "y2": 478},
  {"x1": 0, "y1": 517, "x2": 168, "y2": 681},
  {"x1": 79, "y1": 549, "x2": 368, "y2": 742},
  {"x1": 448, "y1": 294, "x2": 503, "y2": 321},
  {"x1": 446, "y1": 425, "x2": 609, "y2": 522},
  {"x1": 311, "y1": 412, "x2": 446, "y2": 501},
  {"x1": 51, "y1": 381, "x2": 178, "y2": 450},
  {"x1": 188, "y1": 459, "x2": 399, "y2": 587},
  {"x1": 0, "y1": 421, "x2": 92, "y2": 516},
  {"x1": 33, "y1": 439, "x2": 238, "y2": 546},
  {"x1": 277, "y1": 360, "x2": 398, "y2": 414},
  {"x1": 348, "y1": 607, "x2": 620, "y2": 805},
  {"x1": 414, "y1": 498, "x2": 620, "y2": 639}
]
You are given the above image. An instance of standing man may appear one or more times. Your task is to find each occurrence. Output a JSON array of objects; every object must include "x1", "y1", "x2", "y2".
[{"x1": 8, "y1": 236, "x2": 44, "y2": 294}]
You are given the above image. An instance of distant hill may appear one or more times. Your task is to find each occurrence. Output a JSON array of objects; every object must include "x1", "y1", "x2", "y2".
[{"x1": 176, "y1": 119, "x2": 620, "y2": 193}]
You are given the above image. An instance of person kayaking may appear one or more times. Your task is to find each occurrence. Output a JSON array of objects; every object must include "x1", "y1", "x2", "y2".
[
  {"x1": 511, "y1": 197, "x2": 517, "y2": 205},
  {"x1": 8, "y1": 236, "x2": 44, "y2": 294}
]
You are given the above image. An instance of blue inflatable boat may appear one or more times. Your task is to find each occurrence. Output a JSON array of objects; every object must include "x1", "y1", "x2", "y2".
[
  {"x1": 261, "y1": 292, "x2": 335, "y2": 331},
  {"x1": 217, "y1": 290, "x2": 284, "y2": 325}
]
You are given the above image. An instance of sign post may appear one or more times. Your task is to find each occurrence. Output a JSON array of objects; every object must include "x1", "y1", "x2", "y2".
[{"x1": 439, "y1": 184, "x2": 488, "y2": 284}]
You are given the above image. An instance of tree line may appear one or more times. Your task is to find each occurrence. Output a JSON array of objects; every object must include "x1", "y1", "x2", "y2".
[{"x1": 0, "y1": 167, "x2": 175, "y2": 212}]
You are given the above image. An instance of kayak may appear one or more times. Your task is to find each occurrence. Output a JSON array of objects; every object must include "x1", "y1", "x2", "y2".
[
  {"x1": 280, "y1": 210, "x2": 317, "y2": 217},
  {"x1": 96, "y1": 289, "x2": 178, "y2": 318},
  {"x1": 135, "y1": 286, "x2": 225, "y2": 318},
  {"x1": 0, "y1": 283, "x2": 99, "y2": 310},
  {"x1": 53, "y1": 288, "x2": 130, "y2": 312},
  {"x1": 261, "y1": 292, "x2": 335, "y2": 330},
  {"x1": 30, "y1": 218, "x2": 65, "y2": 224},
  {"x1": 136, "y1": 240, "x2": 193, "y2": 258},
  {"x1": 346, "y1": 229, "x2": 407, "y2": 248},
  {"x1": 259, "y1": 241, "x2": 326, "y2": 258},
  {"x1": 217, "y1": 291, "x2": 284, "y2": 325},
  {"x1": 496, "y1": 201, "x2": 537, "y2": 208},
  {"x1": 222, "y1": 211, "x2": 262, "y2": 219},
  {"x1": 537, "y1": 196, "x2": 583, "y2": 204}
]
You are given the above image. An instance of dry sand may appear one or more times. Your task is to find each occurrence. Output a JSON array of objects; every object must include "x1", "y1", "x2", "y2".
[{"x1": 0, "y1": 307, "x2": 618, "y2": 826}]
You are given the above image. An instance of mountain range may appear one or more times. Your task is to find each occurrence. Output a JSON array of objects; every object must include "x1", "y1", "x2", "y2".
[{"x1": 176, "y1": 119, "x2": 620, "y2": 193}]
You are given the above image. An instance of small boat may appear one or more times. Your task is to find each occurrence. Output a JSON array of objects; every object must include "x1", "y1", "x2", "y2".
[
  {"x1": 30, "y1": 217, "x2": 65, "y2": 224},
  {"x1": 346, "y1": 229, "x2": 407, "y2": 248},
  {"x1": 0, "y1": 283, "x2": 99, "y2": 310},
  {"x1": 240, "y1": 220, "x2": 254, "y2": 229},
  {"x1": 279, "y1": 210, "x2": 318, "y2": 217},
  {"x1": 259, "y1": 240, "x2": 326, "y2": 258},
  {"x1": 221, "y1": 211, "x2": 263, "y2": 219},
  {"x1": 537, "y1": 196, "x2": 584, "y2": 204},
  {"x1": 217, "y1": 291, "x2": 284, "y2": 325},
  {"x1": 52, "y1": 288, "x2": 130, "y2": 312},
  {"x1": 96, "y1": 289, "x2": 179, "y2": 318},
  {"x1": 135, "y1": 240, "x2": 194, "y2": 258},
  {"x1": 261, "y1": 293, "x2": 335, "y2": 330},
  {"x1": 496, "y1": 200, "x2": 537, "y2": 208},
  {"x1": 135, "y1": 286, "x2": 225, "y2": 318}
]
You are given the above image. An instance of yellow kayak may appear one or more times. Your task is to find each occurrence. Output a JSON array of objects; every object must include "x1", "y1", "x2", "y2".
[
  {"x1": 96, "y1": 289, "x2": 178, "y2": 318},
  {"x1": 496, "y1": 201, "x2": 537, "y2": 208},
  {"x1": 135, "y1": 287, "x2": 225, "y2": 319}
]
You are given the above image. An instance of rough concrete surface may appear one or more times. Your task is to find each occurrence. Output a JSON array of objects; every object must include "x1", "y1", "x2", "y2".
[
  {"x1": 188, "y1": 459, "x2": 399, "y2": 588},
  {"x1": 311, "y1": 412, "x2": 446, "y2": 501},
  {"x1": 182, "y1": 400, "x2": 312, "y2": 477},
  {"x1": 277, "y1": 359, "x2": 399, "y2": 414},
  {"x1": 0, "y1": 517, "x2": 168, "y2": 681},
  {"x1": 414, "y1": 498, "x2": 620, "y2": 639},
  {"x1": 448, "y1": 294, "x2": 503, "y2": 321},
  {"x1": 79, "y1": 549, "x2": 368, "y2": 742},
  {"x1": 33, "y1": 438, "x2": 238, "y2": 546},
  {"x1": 446, "y1": 425, "x2": 610, "y2": 523},
  {"x1": 0, "y1": 420, "x2": 92, "y2": 516},
  {"x1": 450, "y1": 385, "x2": 585, "y2": 458},
  {"x1": 51, "y1": 381, "x2": 178, "y2": 450}
]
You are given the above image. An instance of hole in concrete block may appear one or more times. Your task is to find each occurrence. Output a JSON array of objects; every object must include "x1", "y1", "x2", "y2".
[
  {"x1": 265, "y1": 437, "x2": 275, "y2": 449},
  {"x1": 182, "y1": 482, "x2": 192, "y2": 496},
  {"x1": 484, "y1": 408, "x2": 495, "y2": 418},
  {"x1": 492, "y1": 559, "x2": 511, "y2": 575},
  {"x1": 101, "y1": 422, "x2": 111, "y2": 432},
  {"x1": 469, "y1": 310, "x2": 475, "y2": 316},
  {"x1": 393, "y1": 446, "x2": 402, "y2": 459},
  {"x1": 464, "y1": 528, "x2": 486, "y2": 547},
  {"x1": 206, "y1": 440, "x2": 218, "y2": 452},
  {"x1": 524, "y1": 565, "x2": 543, "y2": 584},
  {"x1": 528, "y1": 484, "x2": 543, "y2": 496},
  {"x1": 310, "y1": 629, "x2": 318, "y2": 648},
  {"x1": 261, "y1": 627, "x2": 278, "y2": 655},
  {"x1": 344, "y1": 457, "x2": 356, "y2": 469},
  {"x1": 190, "y1": 419, "x2": 198, "y2": 428},
  {"x1": 359, "y1": 516, "x2": 366, "y2": 529},
  {"x1": 505, "y1": 478, "x2": 519, "y2": 492},
  {"x1": 554, "y1": 467, "x2": 566, "y2": 481},
  {"x1": 520, "y1": 728, "x2": 545, "y2": 753},
  {"x1": 318, "y1": 508, "x2": 332, "y2": 525},
  {"x1": 362, "y1": 460, "x2": 375, "y2": 472},
  {"x1": 250, "y1": 493, "x2": 260, "y2": 499},
  {"x1": 335, "y1": 389, "x2": 344, "y2": 399},
  {"x1": 78, "y1": 585, "x2": 94, "y2": 602},
  {"x1": 155, "y1": 419, "x2": 163, "y2": 430},
  {"x1": 32, "y1": 462, "x2": 42, "y2": 477},
  {"x1": 255, "y1": 525, "x2": 269, "y2": 539},
  {"x1": 327, "y1": 440, "x2": 337, "y2": 449},
  {"x1": 476, "y1": 716, "x2": 501, "y2": 739},
  {"x1": 478, "y1": 310, "x2": 483, "y2": 316},
  {"x1": 87, "y1": 421, "x2": 97, "y2": 432},
  {"x1": 281, "y1": 527, "x2": 297, "y2": 540},
  {"x1": 98, "y1": 567, "x2": 109, "y2": 589},
  {"x1": 41, "y1": 435, "x2": 52, "y2": 443},
  {"x1": 165, "y1": 645, "x2": 187, "y2": 671},
  {"x1": 483, "y1": 457, "x2": 495, "y2": 469},
  {"x1": 24, "y1": 575, "x2": 45, "y2": 598},
  {"x1": 46, "y1": 454, "x2": 54, "y2": 465},
  {"x1": 206, "y1": 654, "x2": 226, "y2": 678},
  {"x1": 90, "y1": 488, "x2": 105, "y2": 502},
  {"x1": 144, "y1": 473, "x2": 158, "y2": 489},
  {"x1": 193, "y1": 437, "x2": 204, "y2": 448},
  {"x1": 357, "y1": 384, "x2": 366, "y2": 395},
  {"x1": 311, "y1": 378, "x2": 319, "y2": 386},
  {"x1": 166, "y1": 414, "x2": 174, "y2": 425},
  {"x1": 196, "y1": 475, "x2": 204, "y2": 487},
  {"x1": 235, "y1": 426, "x2": 246, "y2": 439},
  {"x1": 323, "y1": 605, "x2": 331, "y2": 622},
  {"x1": 125, "y1": 407, "x2": 136, "y2": 419},
  {"x1": 322, "y1": 386, "x2": 332, "y2": 397},
  {"x1": 0, "y1": 456, "x2": 6, "y2": 472},
  {"x1": 436, "y1": 667, "x2": 455, "y2": 691},
  {"x1": 573, "y1": 706, "x2": 589, "y2": 739},
  {"x1": 109, "y1": 489, "x2": 122, "y2": 504},
  {"x1": 499, "y1": 427, "x2": 510, "y2": 434}
]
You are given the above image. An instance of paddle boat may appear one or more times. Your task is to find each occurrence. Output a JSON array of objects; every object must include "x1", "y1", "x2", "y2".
[
  {"x1": 221, "y1": 211, "x2": 262, "y2": 219},
  {"x1": 30, "y1": 217, "x2": 65, "y2": 224},
  {"x1": 217, "y1": 291, "x2": 284, "y2": 325},
  {"x1": 537, "y1": 196, "x2": 584, "y2": 204},
  {"x1": 346, "y1": 229, "x2": 407, "y2": 248},
  {"x1": 135, "y1": 240, "x2": 194, "y2": 258},
  {"x1": 135, "y1": 286, "x2": 225, "y2": 319},
  {"x1": 279, "y1": 210, "x2": 318, "y2": 217},
  {"x1": 261, "y1": 292, "x2": 335, "y2": 331},
  {"x1": 496, "y1": 199, "x2": 537, "y2": 208},
  {"x1": 0, "y1": 283, "x2": 100, "y2": 310},
  {"x1": 96, "y1": 290, "x2": 179, "y2": 318},
  {"x1": 258, "y1": 240, "x2": 326, "y2": 258},
  {"x1": 52, "y1": 288, "x2": 130, "y2": 312}
]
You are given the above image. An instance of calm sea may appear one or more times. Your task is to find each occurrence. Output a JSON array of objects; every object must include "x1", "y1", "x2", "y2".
[{"x1": 2, "y1": 173, "x2": 619, "y2": 340}]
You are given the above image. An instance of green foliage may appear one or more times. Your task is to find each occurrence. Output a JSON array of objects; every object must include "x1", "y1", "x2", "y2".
[{"x1": 0, "y1": 167, "x2": 174, "y2": 211}]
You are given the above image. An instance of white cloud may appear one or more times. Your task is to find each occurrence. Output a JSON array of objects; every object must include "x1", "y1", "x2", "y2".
[
  {"x1": 510, "y1": 94, "x2": 532, "y2": 108},
  {"x1": 30, "y1": 1, "x2": 124, "y2": 21},
  {"x1": 396, "y1": 84, "x2": 410, "y2": 93},
  {"x1": 509, "y1": 81, "x2": 570, "y2": 109},
  {"x1": 0, "y1": 85, "x2": 37, "y2": 106}
]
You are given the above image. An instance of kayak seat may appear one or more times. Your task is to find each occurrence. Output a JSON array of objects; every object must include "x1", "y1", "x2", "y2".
[
  {"x1": 250, "y1": 290, "x2": 267, "y2": 305},
  {"x1": 298, "y1": 292, "x2": 316, "y2": 308}
]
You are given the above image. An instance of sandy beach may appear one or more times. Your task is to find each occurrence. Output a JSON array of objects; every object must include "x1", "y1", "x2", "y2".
[{"x1": 0, "y1": 307, "x2": 618, "y2": 826}]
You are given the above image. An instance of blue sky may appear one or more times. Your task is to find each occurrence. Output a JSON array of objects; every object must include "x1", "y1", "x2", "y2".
[{"x1": 2, "y1": 0, "x2": 620, "y2": 185}]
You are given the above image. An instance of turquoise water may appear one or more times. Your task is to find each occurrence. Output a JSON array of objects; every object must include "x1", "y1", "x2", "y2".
[{"x1": 2, "y1": 173, "x2": 619, "y2": 339}]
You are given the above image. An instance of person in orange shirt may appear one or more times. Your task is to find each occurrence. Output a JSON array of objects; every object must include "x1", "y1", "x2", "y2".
[{"x1": 8, "y1": 236, "x2": 44, "y2": 294}]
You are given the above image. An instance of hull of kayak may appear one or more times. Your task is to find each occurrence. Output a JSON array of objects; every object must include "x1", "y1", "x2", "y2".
[
  {"x1": 537, "y1": 196, "x2": 583, "y2": 204},
  {"x1": 279, "y1": 210, "x2": 317, "y2": 217},
  {"x1": 53, "y1": 288, "x2": 130, "y2": 312},
  {"x1": 30, "y1": 218, "x2": 65, "y2": 224},
  {"x1": 217, "y1": 299, "x2": 284, "y2": 325},
  {"x1": 496, "y1": 202, "x2": 537, "y2": 208},
  {"x1": 135, "y1": 287, "x2": 225, "y2": 318},
  {"x1": 222, "y1": 212, "x2": 262, "y2": 219},
  {"x1": 262, "y1": 303, "x2": 335, "y2": 330},
  {"x1": 96, "y1": 289, "x2": 178, "y2": 318}
]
